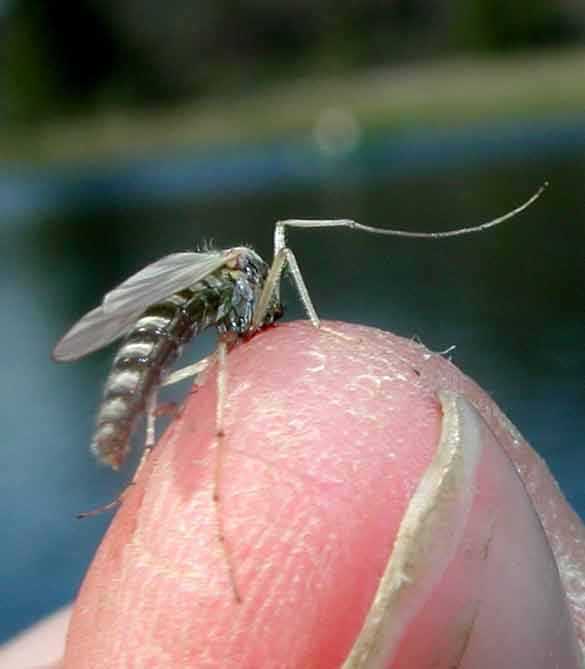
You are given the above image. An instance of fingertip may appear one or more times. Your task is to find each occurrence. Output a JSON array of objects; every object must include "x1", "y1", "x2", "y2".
[
  {"x1": 64, "y1": 321, "x2": 584, "y2": 667},
  {"x1": 65, "y1": 322, "x2": 443, "y2": 667},
  {"x1": 355, "y1": 392, "x2": 582, "y2": 668}
]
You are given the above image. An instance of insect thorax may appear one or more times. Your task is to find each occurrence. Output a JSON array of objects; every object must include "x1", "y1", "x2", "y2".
[
  {"x1": 90, "y1": 248, "x2": 282, "y2": 469},
  {"x1": 217, "y1": 249, "x2": 282, "y2": 336}
]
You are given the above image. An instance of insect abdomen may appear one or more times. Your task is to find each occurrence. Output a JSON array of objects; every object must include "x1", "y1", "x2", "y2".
[{"x1": 91, "y1": 286, "x2": 228, "y2": 468}]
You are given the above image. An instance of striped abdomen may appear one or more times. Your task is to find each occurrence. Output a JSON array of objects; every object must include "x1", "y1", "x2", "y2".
[{"x1": 92, "y1": 282, "x2": 231, "y2": 468}]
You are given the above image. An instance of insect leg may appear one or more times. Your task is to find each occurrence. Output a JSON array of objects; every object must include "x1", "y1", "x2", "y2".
[
  {"x1": 212, "y1": 335, "x2": 242, "y2": 602},
  {"x1": 268, "y1": 192, "x2": 546, "y2": 320},
  {"x1": 144, "y1": 389, "x2": 157, "y2": 451},
  {"x1": 215, "y1": 337, "x2": 228, "y2": 439},
  {"x1": 279, "y1": 247, "x2": 360, "y2": 342},
  {"x1": 272, "y1": 185, "x2": 546, "y2": 243},
  {"x1": 252, "y1": 248, "x2": 286, "y2": 331},
  {"x1": 154, "y1": 402, "x2": 178, "y2": 419},
  {"x1": 161, "y1": 354, "x2": 215, "y2": 387},
  {"x1": 253, "y1": 232, "x2": 356, "y2": 341},
  {"x1": 77, "y1": 391, "x2": 159, "y2": 519},
  {"x1": 252, "y1": 246, "x2": 320, "y2": 332},
  {"x1": 266, "y1": 198, "x2": 544, "y2": 338},
  {"x1": 77, "y1": 494, "x2": 124, "y2": 518}
]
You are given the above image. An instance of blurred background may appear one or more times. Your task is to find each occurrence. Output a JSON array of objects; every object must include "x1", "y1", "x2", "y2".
[{"x1": 2, "y1": 0, "x2": 584, "y2": 644}]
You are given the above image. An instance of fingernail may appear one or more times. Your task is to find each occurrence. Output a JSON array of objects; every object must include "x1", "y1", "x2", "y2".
[{"x1": 343, "y1": 392, "x2": 582, "y2": 669}]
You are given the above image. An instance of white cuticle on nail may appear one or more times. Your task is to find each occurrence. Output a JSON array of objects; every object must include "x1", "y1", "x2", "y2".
[{"x1": 342, "y1": 391, "x2": 484, "y2": 669}]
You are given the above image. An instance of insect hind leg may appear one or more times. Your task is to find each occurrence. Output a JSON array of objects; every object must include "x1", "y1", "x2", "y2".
[
  {"x1": 76, "y1": 495, "x2": 124, "y2": 518},
  {"x1": 77, "y1": 390, "x2": 160, "y2": 519}
]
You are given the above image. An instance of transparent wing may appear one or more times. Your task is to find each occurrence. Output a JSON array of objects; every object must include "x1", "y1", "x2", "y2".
[
  {"x1": 53, "y1": 306, "x2": 143, "y2": 361},
  {"x1": 102, "y1": 251, "x2": 228, "y2": 315},
  {"x1": 54, "y1": 250, "x2": 232, "y2": 361}
]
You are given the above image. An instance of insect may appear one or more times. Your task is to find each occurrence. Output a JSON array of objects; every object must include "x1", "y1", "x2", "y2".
[{"x1": 53, "y1": 184, "x2": 546, "y2": 599}]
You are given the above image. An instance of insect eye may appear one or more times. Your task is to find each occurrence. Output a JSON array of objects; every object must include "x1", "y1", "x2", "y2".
[{"x1": 245, "y1": 264, "x2": 258, "y2": 281}]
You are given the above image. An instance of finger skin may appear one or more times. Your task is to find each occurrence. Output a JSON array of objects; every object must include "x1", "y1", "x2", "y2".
[{"x1": 63, "y1": 322, "x2": 584, "y2": 668}]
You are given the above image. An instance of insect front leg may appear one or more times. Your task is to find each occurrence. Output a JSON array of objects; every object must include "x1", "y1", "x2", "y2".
[
  {"x1": 252, "y1": 246, "x2": 320, "y2": 332},
  {"x1": 253, "y1": 220, "x2": 360, "y2": 340},
  {"x1": 273, "y1": 189, "x2": 547, "y2": 242}
]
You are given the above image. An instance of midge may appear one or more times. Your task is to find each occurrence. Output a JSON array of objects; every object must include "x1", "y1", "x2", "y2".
[
  {"x1": 53, "y1": 186, "x2": 545, "y2": 595},
  {"x1": 53, "y1": 187, "x2": 546, "y2": 481}
]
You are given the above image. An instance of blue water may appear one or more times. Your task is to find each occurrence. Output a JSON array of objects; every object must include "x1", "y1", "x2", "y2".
[{"x1": 1, "y1": 118, "x2": 584, "y2": 643}]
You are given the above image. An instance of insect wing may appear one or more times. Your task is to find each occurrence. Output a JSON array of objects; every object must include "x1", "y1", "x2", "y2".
[
  {"x1": 102, "y1": 251, "x2": 228, "y2": 315},
  {"x1": 54, "y1": 251, "x2": 231, "y2": 362},
  {"x1": 53, "y1": 306, "x2": 143, "y2": 361}
]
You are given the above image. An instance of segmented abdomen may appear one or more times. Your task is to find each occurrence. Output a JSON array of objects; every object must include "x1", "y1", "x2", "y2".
[{"x1": 92, "y1": 284, "x2": 228, "y2": 468}]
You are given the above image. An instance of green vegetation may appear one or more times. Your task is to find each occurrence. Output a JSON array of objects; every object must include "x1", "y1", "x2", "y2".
[
  {"x1": 1, "y1": 48, "x2": 584, "y2": 165},
  {"x1": 2, "y1": 1, "x2": 584, "y2": 164}
]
